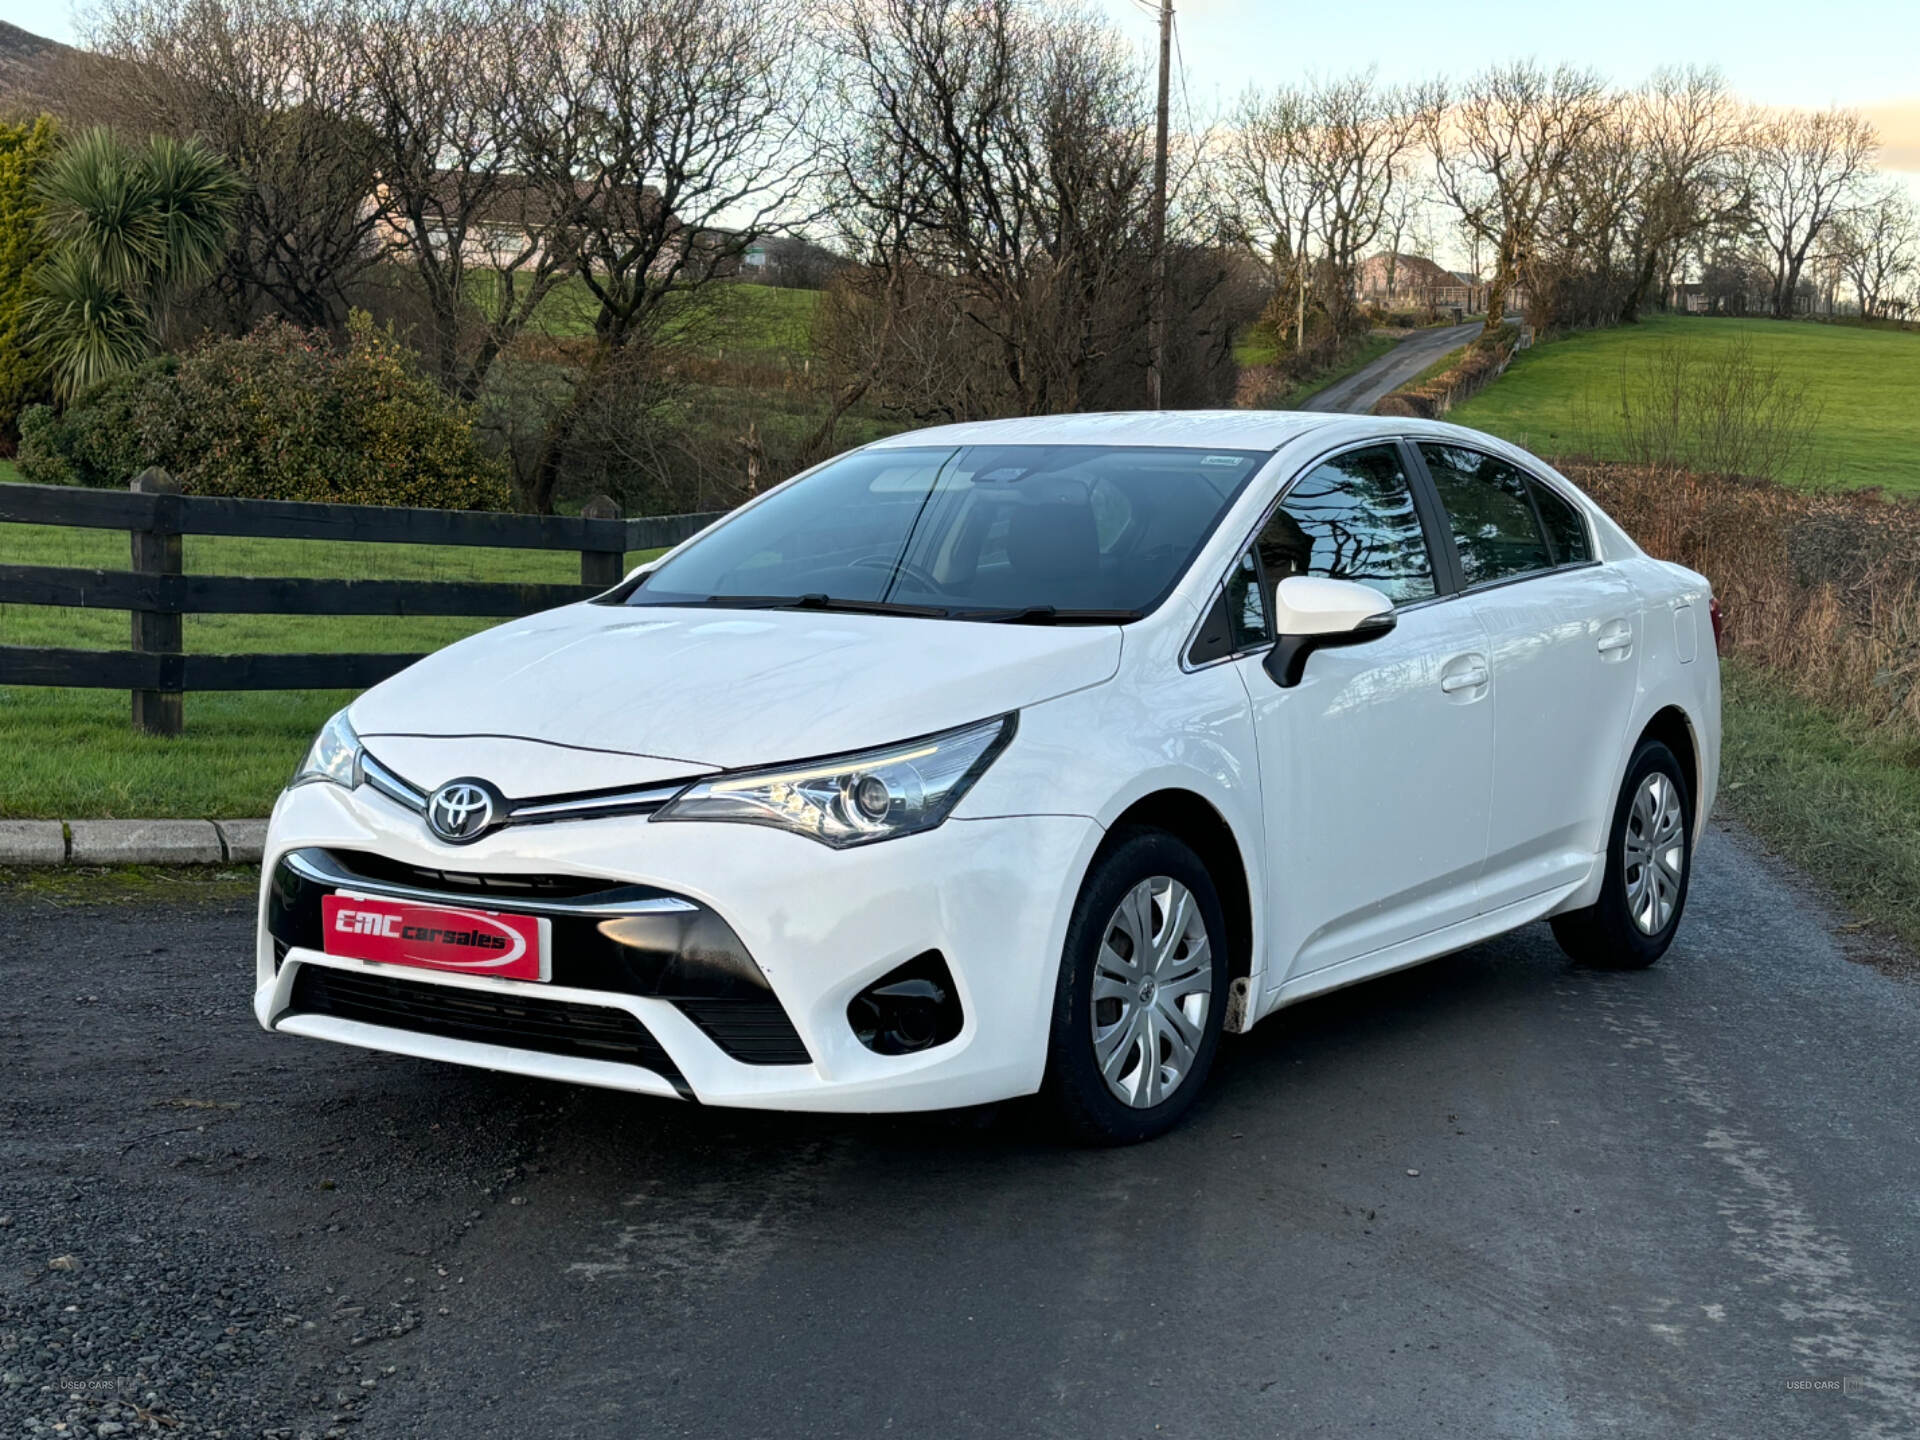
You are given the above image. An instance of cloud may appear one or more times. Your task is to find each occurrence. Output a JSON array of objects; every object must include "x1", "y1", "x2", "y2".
[{"x1": 1863, "y1": 100, "x2": 1920, "y2": 172}]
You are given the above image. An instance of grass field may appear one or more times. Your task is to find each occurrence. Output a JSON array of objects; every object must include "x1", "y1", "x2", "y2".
[
  {"x1": 475, "y1": 273, "x2": 822, "y2": 364},
  {"x1": 1448, "y1": 316, "x2": 1920, "y2": 492},
  {"x1": 1720, "y1": 661, "x2": 1920, "y2": 953},
  {"x1": 0, "y1": 523, "x2": 667, "y2": 819}
]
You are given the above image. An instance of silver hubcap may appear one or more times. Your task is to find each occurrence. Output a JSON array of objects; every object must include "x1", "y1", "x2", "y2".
[
  {"x1": 1092, "y1": 876, "x2": 1212, "y2": 1109},
  {"x1": 1623, "y1": 771, "x2": 1686, "y2": 935}
]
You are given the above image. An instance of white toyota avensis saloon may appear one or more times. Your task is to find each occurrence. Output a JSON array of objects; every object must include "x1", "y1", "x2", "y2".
[{"x1": 257, "y1": 411, "x2": 1720, "y2": 1143}]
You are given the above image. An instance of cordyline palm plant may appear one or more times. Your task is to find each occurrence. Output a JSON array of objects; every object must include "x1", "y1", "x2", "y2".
[{"x1": 25, "y1": 128, "x2": 244, "y2": 398}]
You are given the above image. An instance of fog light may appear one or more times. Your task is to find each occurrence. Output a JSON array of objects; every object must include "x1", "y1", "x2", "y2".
[{"x1": 848, "y1": 950, "x2": 963, "y2": 1055}]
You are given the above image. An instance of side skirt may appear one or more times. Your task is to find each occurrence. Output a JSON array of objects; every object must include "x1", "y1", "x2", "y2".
[{"x1": 1250, "y1": 878, "x2": 1592, "y2": 1022}]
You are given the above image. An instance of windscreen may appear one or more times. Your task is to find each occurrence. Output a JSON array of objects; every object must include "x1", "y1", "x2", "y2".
[{"x1": 627, "y1": 444, "x2": 1267, "y2": 619}]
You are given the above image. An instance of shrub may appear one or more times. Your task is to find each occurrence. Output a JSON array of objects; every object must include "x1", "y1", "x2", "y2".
[
  {"x1": 1567, "y1": 462, "x2": 1920, "y2": 742},
  {"x1": 0, "y1": 114, "x2": 58, "y2": 448},
  {"x1": 16, "y1": 355, "x2": 173, "y2": 486},
  {"x1": 20, "y1": 312, "x2": 511, "y2": 509}
]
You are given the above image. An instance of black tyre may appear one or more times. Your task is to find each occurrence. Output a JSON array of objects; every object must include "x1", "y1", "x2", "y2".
[
  {"x1": 1041, "y1": 828, "x2": 1229, "y2": 1144},
  {"x1": 1551, "y1": 738, "x2": 1693, "y2": 970}
]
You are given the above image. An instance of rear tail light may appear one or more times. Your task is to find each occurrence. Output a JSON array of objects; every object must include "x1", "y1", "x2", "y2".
[{"x1": 1708, "y1": 596, "x2": 1724, "y2": 653}]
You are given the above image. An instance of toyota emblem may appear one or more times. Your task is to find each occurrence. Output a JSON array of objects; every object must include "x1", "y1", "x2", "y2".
[{"x1": 426, "y1": 779, "x2": 499, "y2": 844}]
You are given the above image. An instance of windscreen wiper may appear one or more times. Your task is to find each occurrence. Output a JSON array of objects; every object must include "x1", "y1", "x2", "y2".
[
  {"x1": 965, "y1": 606, "x2": 1139, "y2": 625},
  {"x1": 693, "y1": 593, "x2": 955, "y2": 619}
]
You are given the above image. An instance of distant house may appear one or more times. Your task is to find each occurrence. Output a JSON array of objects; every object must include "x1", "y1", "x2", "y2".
[
  {"x1": 1668, "y1": 282, "x2": 1712, "y2": 314},
  {"x1": 369, "y1": 172, "x2": 677, "y2": 276},
  {"x1": 1354, "y1": 253, "x2": 1487, "y2": 313}
]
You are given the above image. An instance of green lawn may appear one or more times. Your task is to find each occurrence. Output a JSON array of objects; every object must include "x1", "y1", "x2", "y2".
[
  {"x1": 1, "y1": 523, "x2": 667, "y2": 819},
  {"x1": 1447, "y1": 316, "x2": 1920, "y2": 492},
  {"x1": 477, "y1": 272, "x2": 822, "y2": 364},
  {"x1": 1720, "y1": 661, "x2": 1920, "y2": 954},
  {"x1": 1404, "y1": 344, "x2": 1468, "y2": 391}
]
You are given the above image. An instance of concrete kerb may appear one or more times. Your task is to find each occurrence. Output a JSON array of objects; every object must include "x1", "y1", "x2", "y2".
[{"x1": 0, "y1": 820, "x2": 270, "y2": 867}]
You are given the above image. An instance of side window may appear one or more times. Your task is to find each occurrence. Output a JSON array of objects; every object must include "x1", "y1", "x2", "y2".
[
  {"x1": 1530, "y1": 481, "x2": 1592, "y2": 565},
  {"x1": 1224, "y1": 549, "x2": 1270, "y2": 647},
  {"x1": 1255, "y1": 443, "x2": 1437, "y2": 605},
  {"x1": 1418, "y1": 444, "x2": 1553, "y2": 587}
]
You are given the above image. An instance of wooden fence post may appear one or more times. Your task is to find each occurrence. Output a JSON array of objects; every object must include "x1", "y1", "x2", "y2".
[
  {"x1": 129, "y1": 467, "x2": 184, "y2": 736},
  {"x1": 579, "y1": 494, "x2": 625, "y2": 589}
]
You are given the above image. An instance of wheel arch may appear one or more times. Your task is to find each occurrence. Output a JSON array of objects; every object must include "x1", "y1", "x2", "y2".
[
  {"x1": 1098, "y1": 788, "x2": 1257, "y2": 1017},
  {"x1": 1637, "y1": 704, "x2": 1702, "y2": 833}
]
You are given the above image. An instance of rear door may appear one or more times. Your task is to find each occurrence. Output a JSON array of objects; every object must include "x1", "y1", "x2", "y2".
[
  {"x1": 1412, "y1": 443, "x2": 1642, "y2": 911},
  {"x1": 1207, "y1": 441, "x2": 1495, "y2": 996}
]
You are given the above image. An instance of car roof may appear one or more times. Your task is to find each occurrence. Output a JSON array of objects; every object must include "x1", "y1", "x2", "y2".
[
  {"x1": 862, "y1": 410, "x2": 1507, "y2": 454},
  {"x1": 865, "y1": 410, "x2": 1348, "y2": 452}
]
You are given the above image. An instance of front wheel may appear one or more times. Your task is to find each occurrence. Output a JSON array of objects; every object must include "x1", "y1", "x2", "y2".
[
  {"x1": 1551, "y1": 738, "x2": 1693, "y2": 969},
  {"x1": 1041, "y1": 829, "x2": 1229, "y2": 1144}
]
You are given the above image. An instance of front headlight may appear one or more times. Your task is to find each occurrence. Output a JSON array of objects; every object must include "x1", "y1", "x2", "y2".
[
  {"x1": 291, "y1": 707, "x2": 363, "y2": 790},
  {"x1": 654, "y1": 714, "x2": 1016, "y2": 848}
]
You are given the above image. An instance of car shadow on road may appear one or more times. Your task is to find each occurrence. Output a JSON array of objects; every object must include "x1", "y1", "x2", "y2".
[{"x1": 369, "y1": 919, "x2": 1604, "y2": 1176}]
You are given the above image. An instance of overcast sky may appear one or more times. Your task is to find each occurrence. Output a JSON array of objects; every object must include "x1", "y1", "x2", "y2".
[{"x1": 12, "y1": 0, "x2": 1919, "y2": 178}]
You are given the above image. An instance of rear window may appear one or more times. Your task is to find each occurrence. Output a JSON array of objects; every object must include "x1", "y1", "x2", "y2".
[{"x1": 1530, "y1": 480, "x2": 1592, "y2": 565}]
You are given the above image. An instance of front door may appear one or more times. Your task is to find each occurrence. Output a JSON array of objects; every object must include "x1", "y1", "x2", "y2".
[{"x1": 1227, "y1": 442, "x2": 1495, "y2": 997}]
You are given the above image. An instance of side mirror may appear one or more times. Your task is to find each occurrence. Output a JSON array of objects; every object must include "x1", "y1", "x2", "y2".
[{"x1": 1261, "y1": 576, "x2": 1397, "y2": 688}]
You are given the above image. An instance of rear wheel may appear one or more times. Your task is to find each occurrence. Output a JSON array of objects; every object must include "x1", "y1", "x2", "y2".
[
  {"x1": 1551, "y1": 738, "x2": 1693, "y2": 969},
  {"x1": 1042, "y1": 829, "x2": 1229, "y2": 1144}
]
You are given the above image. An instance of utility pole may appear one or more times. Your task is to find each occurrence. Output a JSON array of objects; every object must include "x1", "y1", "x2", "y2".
[{"x1": 1146, "y1": 0, "x2": 1172, "y2": 410}]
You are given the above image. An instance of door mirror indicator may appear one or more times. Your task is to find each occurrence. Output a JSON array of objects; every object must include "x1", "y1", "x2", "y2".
[{"x1": 1261, "y1": 576, "x2": 1397, "y2": 688}]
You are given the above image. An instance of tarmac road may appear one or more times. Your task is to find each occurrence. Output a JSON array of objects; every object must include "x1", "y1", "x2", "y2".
[
  {"x1": 4, "y1": 818, "x2": 1918, "y2": 1440},
  {"x1": 1302, "y1": 320, "x2": 1486, "y2": 416}
]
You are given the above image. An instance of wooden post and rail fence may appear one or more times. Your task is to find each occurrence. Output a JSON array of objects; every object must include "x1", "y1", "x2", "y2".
[{"x1": 0, "y1": 469, "x2": 725, "y2": 736}]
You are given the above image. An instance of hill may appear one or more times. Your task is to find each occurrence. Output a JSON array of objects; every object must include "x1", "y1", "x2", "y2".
[
  {"x1": 0, "y1": 21, "x2": 78, "y2": 114},
  {"x1": 1447, "y1": 316, "x2": 1920, "y2": 493}
]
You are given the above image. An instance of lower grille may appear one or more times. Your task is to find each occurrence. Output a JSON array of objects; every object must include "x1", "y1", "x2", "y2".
[
  {"x1": 674, "y1": 998, "x2": 813, "y2": 1065},
  {"x1": 287, "y1": 964, "x2": 687, "y2": 1092}
]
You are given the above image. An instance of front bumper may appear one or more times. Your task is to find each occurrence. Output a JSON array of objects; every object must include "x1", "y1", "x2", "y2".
[{"x1": 255, "y1": 781, "x2": 1101, "y2": 1112}]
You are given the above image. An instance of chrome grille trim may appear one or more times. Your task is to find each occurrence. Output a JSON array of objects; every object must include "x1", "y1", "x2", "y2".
[
  {"x1": 508, "y1": 784, "x2": 686, "y2": 821},
  {"x1": 361, "y1": 752, "x2": 427, "y2": 812},
  {"x1": 284, "y1": 848, "x2": 700, "y2": 918},
  {"x1": 356, "y1": 749, "x2": 697, "y2": 834}
]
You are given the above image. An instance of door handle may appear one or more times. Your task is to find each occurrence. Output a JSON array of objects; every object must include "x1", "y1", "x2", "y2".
[
  {"x1": 1597, "y1": 620, "x2": 1633, "y2": 656},
  {"x1": 1439, "y1": 656, "x2": 1489, "y2": 693}
]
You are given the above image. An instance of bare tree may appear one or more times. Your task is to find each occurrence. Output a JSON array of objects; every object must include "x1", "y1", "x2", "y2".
[
  {"x1": 89, "y1": 0, "x2": 385, "y2": 331},
  {"x1": 1529, "y1": 90, "x2": 1642, "y2": 330},
  {"x1": 1426, "y1": 61, "x2": 1609, "y2": 336},
  {"x1": 825, "y1": 0, "x2": 1212, "y2": 418},
  {"x1": 1833, "y1": 181, "x2": 1918, "y2": 320},
  {"x1": 1375, "y1": 162, "x2": 1434, "y2": 305},
  {"x1": 1225, "y1": 71, "x2": 1428, "y2": 339},
  {"x1": 511, "y1": 0, "x2": 816, "y2": 512},
  {"x1": 1746, "y1": 105, "x2": 1877, "y2": 318},
  {"x1": 1616, "y1": 68, "x2": 1752, "y2": 322},
  {"x1": 349, "y1": 0, "x2": 573, "y2": 399}
]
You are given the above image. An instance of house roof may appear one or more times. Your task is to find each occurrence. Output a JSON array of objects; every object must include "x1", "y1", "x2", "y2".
[{"x1": 1357, "y1": 253, "x2": 1460, "y2": 289}]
